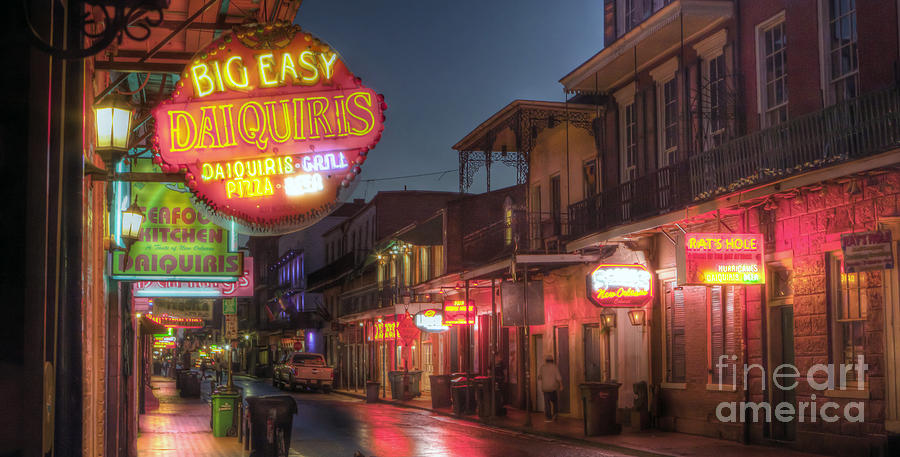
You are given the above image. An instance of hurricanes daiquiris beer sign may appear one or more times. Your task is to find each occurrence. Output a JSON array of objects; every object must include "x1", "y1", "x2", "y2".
[{"x1": 152, "y1": 23, "x2": 386, "y2": 233}]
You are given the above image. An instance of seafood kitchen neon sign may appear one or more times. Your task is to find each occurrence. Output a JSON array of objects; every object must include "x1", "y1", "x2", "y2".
[
  {"x1": 586, "y1": 264, "x2": 653, "y2": 308},
  {"x1": 152, "y1": 23, "x2": 386, "y2": 233}
]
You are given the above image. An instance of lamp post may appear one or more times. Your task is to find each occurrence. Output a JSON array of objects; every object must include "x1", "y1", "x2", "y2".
[{"x1": 93, "y1": 93, "x2": 134, "y2": 167}]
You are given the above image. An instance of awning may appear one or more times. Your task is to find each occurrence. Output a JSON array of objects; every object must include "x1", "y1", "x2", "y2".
[
  {"x1": 139, "y1": 315, "x2": 167, "y2": 335},
  {"x1": 395, "y1": 213, "x2": 443, "y2": 246}
]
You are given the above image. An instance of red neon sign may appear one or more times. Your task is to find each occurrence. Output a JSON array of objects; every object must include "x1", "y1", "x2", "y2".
[
  {"x1": 371, "y1": 321, "x2": 399, "y2": 341},
  {"x1": 586, "y1": 264, "x2": 653, "y2": 308},
  {"x1": 682, "y1": 233, "x2": 765, "y2": 285},
  {"x1": 152, "y1": 24, "x2": 385, "y2": 233},
  {"x1": 442, "y1": 300, "x2": 476, "y2": 326}
]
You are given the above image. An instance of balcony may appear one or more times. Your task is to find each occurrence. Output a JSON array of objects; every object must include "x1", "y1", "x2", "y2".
[
  {"x1": 568, "y1": 85, "x2": 900, "y2": 240},
  {"x1": 307, "y1": 251, "x2": 360, "y2": 291},
  {"x1": 562, "y1": 0, "x2": 733, "y2": 94}
]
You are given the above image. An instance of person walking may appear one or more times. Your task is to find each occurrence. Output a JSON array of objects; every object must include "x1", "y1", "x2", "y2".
[{"x1": 537, "y1": 354, "x2": 563, "y2": 422}]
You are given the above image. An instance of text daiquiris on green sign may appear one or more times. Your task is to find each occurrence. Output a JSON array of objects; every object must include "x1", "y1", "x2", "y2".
[{"x1": 111, "y1": 160, "x2": 242, "y2": 279}]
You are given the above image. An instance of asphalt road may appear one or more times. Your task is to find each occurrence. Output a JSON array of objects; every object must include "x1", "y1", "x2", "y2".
[{"x1": 232, "y1": 376, "x2": 631, "y2": 457}]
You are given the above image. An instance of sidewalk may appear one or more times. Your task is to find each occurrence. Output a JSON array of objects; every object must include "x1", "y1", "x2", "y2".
[
  {"x1": 333, "y1": 387, "x2": 824, "y2": 457},
  {"x1": 138, "y1": 375, "x2": 244, "y2": 457}
]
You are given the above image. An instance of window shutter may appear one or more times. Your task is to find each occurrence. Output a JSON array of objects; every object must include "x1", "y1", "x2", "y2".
[{"x1": 667, "y1": 283, "x2": 687, "y2": 383}]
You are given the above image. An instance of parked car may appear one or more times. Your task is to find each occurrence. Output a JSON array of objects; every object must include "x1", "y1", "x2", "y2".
[{"x1": 273, "y1": 352, "x2": 334, "y2": 393}]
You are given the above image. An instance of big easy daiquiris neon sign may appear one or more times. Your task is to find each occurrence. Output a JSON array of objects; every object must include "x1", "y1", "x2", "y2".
[{"x1": 152, "y1": 23, "x2": 386, "y2": 233}]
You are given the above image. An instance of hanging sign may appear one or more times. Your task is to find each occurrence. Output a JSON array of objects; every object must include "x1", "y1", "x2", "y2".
[
  {"x1": 223, "y1": 298, "x2": 237, "y2": 315},
  {"x1": 677, "y1": 233, "x2": 765, "y2": 285},
  {"x1": 152, "y1": 298, "x2": 214, "y2": 319},
  {"x1": 132, "y1": 258, "x2": 254, "y2": 297},
  {"x1": 841, "y1": 230, "x2": 894, "y2": 273},
  {"x1": 414, "y1": 309, "x2": 449, "y2": 333},
  {"x1": 152, "y1": 23, "x2": 386, "y2": 234},
  {"x1": 146, "y1": 314, "x2": 204, "y2": 329},
  {"x1": 224, "y1": 314, "x2": 238, "y2": 340},
  {"x1": 111, "y1": 160, "x2": 242, "y2": 280},
  {"x1": 443, "y1": 300, "x2": 476, "y2": 326},
  {"x1": 587, "y1": 264, "x2": 652, "y2": 308}
]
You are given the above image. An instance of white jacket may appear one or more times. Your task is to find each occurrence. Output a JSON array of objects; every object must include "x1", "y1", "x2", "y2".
[{"x1": 538, "y1": 362, "x2": 562, "y2": 392}]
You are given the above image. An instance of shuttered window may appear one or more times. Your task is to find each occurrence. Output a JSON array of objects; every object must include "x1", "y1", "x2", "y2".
[
  {"x1": 665, "y1": 281, "x2": 686, "y2": 383},
  {"x1": 710, "y1": 286, "x2": 737, "y2": 385}
]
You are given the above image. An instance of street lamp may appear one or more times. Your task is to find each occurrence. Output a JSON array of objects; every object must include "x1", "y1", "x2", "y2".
[
  {"x1": 600, "y1": 310, "x2": 616, "y2": 329},
  {"x1": 627, "y1": 309, "x2": 647, "y2": 326},
  {"x1": 94, "y1": 93, "x2": 134, "y2": 166},
  {"x1": 120, "y1": 196, "x2": 145, "y2": 252}
]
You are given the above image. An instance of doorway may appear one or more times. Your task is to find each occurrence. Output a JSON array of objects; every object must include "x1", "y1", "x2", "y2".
[
  {"x1": 533, "y1": 334, "x2": 544, "y2": 412},
  {"x1": 555, "y1": 326, "x2": 570, "y2": 413},
  {"x1": 768, "y1": 305, "x2": 796, "y2": 441},
  {"x1": 422, "y1": 340, "x2": 433, "y2": 392}
]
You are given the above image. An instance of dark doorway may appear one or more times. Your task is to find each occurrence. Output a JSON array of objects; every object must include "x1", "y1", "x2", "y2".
[
  {"x1": 769, "y1": 305, "x2": 796, "y2": 441},
  {"x1": 555, "y1": 326, "x2": 570, "y2": 413},
  {"x1": 584, "y1": 324, "x2": 603, "y2": 382}
]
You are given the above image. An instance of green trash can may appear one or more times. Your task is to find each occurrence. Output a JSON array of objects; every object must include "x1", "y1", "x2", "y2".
[{"x1": 212, "y1": 391, "x2": 241, "y2": 437}]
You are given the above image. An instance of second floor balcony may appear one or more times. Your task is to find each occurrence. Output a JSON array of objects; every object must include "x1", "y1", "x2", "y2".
[{"x1": 569, "y1": 84, "x2": 900, "y2": 241}]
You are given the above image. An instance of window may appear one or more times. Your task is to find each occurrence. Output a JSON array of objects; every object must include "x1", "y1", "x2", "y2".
[
  {"x1": 403, "y1": 252, "x2": 411, "y2": 286},
  {"x1": 550, "y1": 174, "x2": 562, "y2": 234},
  {"x1": 828, "y1": 252, "x2": 867, "y2": 383},
  {"x1": 664, "y1": 282, "x2": 686, "y2": 383},
  {"x1": 827, "y1": 0, "x2": 859, "y2": 103},
  {"x1": 695, "y1": 30, "x2": 729, "y2": 150},
  {"x1": 709, "y1": 286, "x2": 737, "y2": 386},
  {"x1": 582, "y1": 159, "x2": 598, "y2": 199},
  {"x1": 419, "y1": 246, "x2": 430, "y2": 282},
  {"x1": 758, "y1": 14, "x2": 788, "y2": 126},
  {"x1": 504, "y1": 207, "x2": 514, "y2": 246},
  {"x1": 621, "y1": 102, "x2": 637, "y2": 182},
  {"x1": 661, "y1": 78, "x2": 679, "y2": 165},
  {"x1": 760, "y1": 19, "x2": 788, "y2": 127},
  {"x1": 624, "y1": 0, "x2": 637, "y2": 32},
  {"x1": 651, "y1": 58, "x2": 680, "y2": 167},
  {"x1": 707, "y1": 54, "x2": 728, "y2": 148}
]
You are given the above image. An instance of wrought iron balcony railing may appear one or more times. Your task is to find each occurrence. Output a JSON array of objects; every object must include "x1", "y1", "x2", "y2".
[{"x1": 569, "y1": 85, "x2": 900, "y2": 240}]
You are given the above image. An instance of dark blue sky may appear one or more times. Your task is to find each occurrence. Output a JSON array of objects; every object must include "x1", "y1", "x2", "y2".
[{"x1": 294, "y1": 0, "x2": 603, "y2": 197}]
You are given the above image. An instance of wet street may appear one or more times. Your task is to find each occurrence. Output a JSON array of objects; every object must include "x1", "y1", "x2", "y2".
[{"x1": 231, "y1": 376, "x2": 630, "y2": 457}]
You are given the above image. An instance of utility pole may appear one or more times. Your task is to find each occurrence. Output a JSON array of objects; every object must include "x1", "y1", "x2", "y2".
[{"x1": 523, "y1": 266, "x2": 531, "y2": 427}]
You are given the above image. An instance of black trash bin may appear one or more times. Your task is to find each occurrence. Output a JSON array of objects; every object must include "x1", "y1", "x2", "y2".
[
  {"x1": 244, "y1": 395, "x2": 298, "y2": 457},
  {"x1": 180, "y1": 371, "x2": 201, "y2": 398},
  {"x1": 579, "y1": 382, "x2": 621, "y2": 436},
  {"x1": 388, "y1": 371, "x2": 403, "y2": 400},
  {"x1": 365, "y1": 381, "x2": 380, "y2": 403},
  {"x1": 473, "y1": 376, "x2": 491, "y2": 418},
  {"x1": 450, "y1": 374, "x2": 475, "y2": 416},
  {"x1": 429, "y1": 374, "x2": 451, "y2": 408}
]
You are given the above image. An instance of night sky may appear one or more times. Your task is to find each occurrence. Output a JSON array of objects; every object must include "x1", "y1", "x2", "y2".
[{"x1": 294, "y1": 0, "x2": 604, "y2": 198}]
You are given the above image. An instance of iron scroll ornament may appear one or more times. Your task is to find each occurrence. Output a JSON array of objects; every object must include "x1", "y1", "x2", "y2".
[{"x1": 24, "y1": 0, "x2": 168, "y2": 60}]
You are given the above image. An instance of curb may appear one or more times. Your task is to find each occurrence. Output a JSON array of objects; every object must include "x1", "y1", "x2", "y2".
[{"x1": 332, "y1": 390, "x2": 670, "y2": 457}]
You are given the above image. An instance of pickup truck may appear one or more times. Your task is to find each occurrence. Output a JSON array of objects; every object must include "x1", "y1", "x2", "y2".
[{"x1": 273, "y1": 352, "x2": 334, "y2": 393}]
